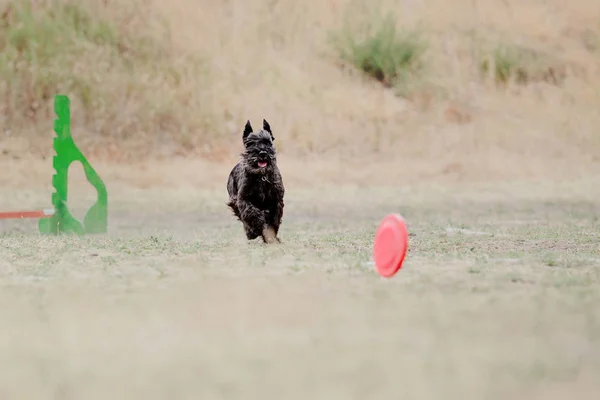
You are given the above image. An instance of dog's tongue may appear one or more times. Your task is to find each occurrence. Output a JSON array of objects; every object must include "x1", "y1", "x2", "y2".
[{"x1": 258, "y1": 161, "x2": 267, "y2": 168}]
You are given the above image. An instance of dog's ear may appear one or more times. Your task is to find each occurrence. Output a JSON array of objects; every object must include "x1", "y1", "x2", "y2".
[
  {"x1": 243, "y1": 120, "x2": 253, "y2": 140},
  {"x1": 263, "y1": 119, "x2": 274, "y2": 141}
]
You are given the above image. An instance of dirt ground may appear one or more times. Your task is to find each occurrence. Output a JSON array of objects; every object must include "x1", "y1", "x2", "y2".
[{"x1": 0, "y1": 160, "x2": 598, "y2": 399}]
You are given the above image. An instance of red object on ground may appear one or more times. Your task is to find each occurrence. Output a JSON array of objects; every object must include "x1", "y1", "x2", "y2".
[
  {"x1": 0, "y1": 209, "x2": 54, "y2": 219},
  {"x1": 373, "y1": 214, "x2": 409, "y2": 278}
]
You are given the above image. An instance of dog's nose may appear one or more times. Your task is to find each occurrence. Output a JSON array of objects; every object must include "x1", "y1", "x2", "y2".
[{"x1": 259, "y1": 151, "x2": 267, "y2": 157}]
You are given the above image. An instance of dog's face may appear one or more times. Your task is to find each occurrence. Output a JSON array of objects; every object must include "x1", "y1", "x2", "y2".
[{"x1": 241, "y1": 119, "x2": 277, "y2": 175}]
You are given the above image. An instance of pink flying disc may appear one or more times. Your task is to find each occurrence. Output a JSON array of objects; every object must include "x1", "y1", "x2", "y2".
[{"x1": 373, "y1": 214, "x2": 409, "y2": 278}]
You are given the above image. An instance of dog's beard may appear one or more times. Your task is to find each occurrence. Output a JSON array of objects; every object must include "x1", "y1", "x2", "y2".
[
  {"x1": 243, "y1": 159, "x2": 274, "y2": 174},
  {"x1": 242, "y1": 152, "x2": 276, "y2": 174}
]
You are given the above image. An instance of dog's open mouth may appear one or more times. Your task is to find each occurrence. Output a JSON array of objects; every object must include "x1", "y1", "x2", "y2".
[{"x1": 257, "y1": 161, "x2": 268, "y2": 168}]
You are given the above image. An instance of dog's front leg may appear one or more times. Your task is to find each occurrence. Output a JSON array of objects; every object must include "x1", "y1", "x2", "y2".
[
  {"x1": 266, "y1": 199, "x2": 284, "y2": 237},
  {"x1": 237, "y1": 200, "x2": 265, "y2": 240},
  {"x1": 259, "y1": 201, "x2": 283, "y2": 244},
  {"x1": 261, "y1": 224, "x2": 280, "y2": 244}
]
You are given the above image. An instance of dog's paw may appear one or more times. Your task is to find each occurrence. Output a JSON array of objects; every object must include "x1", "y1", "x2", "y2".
[{"x1": 262, "y1": 226, "x2": 280, "y2": 244}]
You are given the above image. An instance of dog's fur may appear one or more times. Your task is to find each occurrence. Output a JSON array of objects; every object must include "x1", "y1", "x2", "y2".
[{"x1": 227, "y1": 119, "x2": 285, "y2": 243}]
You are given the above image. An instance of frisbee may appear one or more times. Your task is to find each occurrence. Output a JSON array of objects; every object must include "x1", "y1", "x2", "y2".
[{"x1": 373, "y1": 214, "x2": 409, "y2": 278}]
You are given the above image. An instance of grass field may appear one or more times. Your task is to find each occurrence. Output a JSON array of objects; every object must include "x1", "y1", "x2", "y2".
[{"x1": 0, "y1": 176, "x2": 599, "y2": 399}]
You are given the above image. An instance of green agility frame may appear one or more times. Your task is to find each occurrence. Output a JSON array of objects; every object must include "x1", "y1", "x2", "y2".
[{"x1": 0, "y1": 94, "x2": 108, "y2": 235}]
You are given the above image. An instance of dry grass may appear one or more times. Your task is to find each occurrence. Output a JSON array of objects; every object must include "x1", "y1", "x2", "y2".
[
  {"x1": 0, "y1": 0, "x2": 599, "y2": 183},
  {"x1": 0, "y1": 181, "x2": 599, "y2": 399},
  {"x1": 0, "y1": 0, "x2": 212, "y2": 158}
]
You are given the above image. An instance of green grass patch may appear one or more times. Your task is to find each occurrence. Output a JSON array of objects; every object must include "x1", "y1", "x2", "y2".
[
  {"x1": 330, "y1": 10, "x2": 427, "y2": 97},
  {"x1": 479, "y1": 44, "x2": 566, "y2": 86}
]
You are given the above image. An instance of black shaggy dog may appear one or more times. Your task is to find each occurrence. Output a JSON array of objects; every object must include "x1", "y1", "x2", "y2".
[{"x1": 227, "y1": 119, "x2": 285, "y2": 244}]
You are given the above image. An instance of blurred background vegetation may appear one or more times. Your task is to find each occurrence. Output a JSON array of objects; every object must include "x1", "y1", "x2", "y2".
[{"x1": 0, "y1": 0, "x2": 599, "y2": 181}]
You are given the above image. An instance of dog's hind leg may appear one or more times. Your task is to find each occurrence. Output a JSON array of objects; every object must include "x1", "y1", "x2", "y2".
[
  {"x1": 245, "y1": 227, "x2": 261, "y2": 240},
  {"x1": 227, "y1": 198, "x2": 242, "y2": 220}
]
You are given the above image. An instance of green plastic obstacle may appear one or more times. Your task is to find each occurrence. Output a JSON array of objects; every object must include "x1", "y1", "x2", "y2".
[{"x1": 38, "y1": 95, "x2": 108, "y2": 235}]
